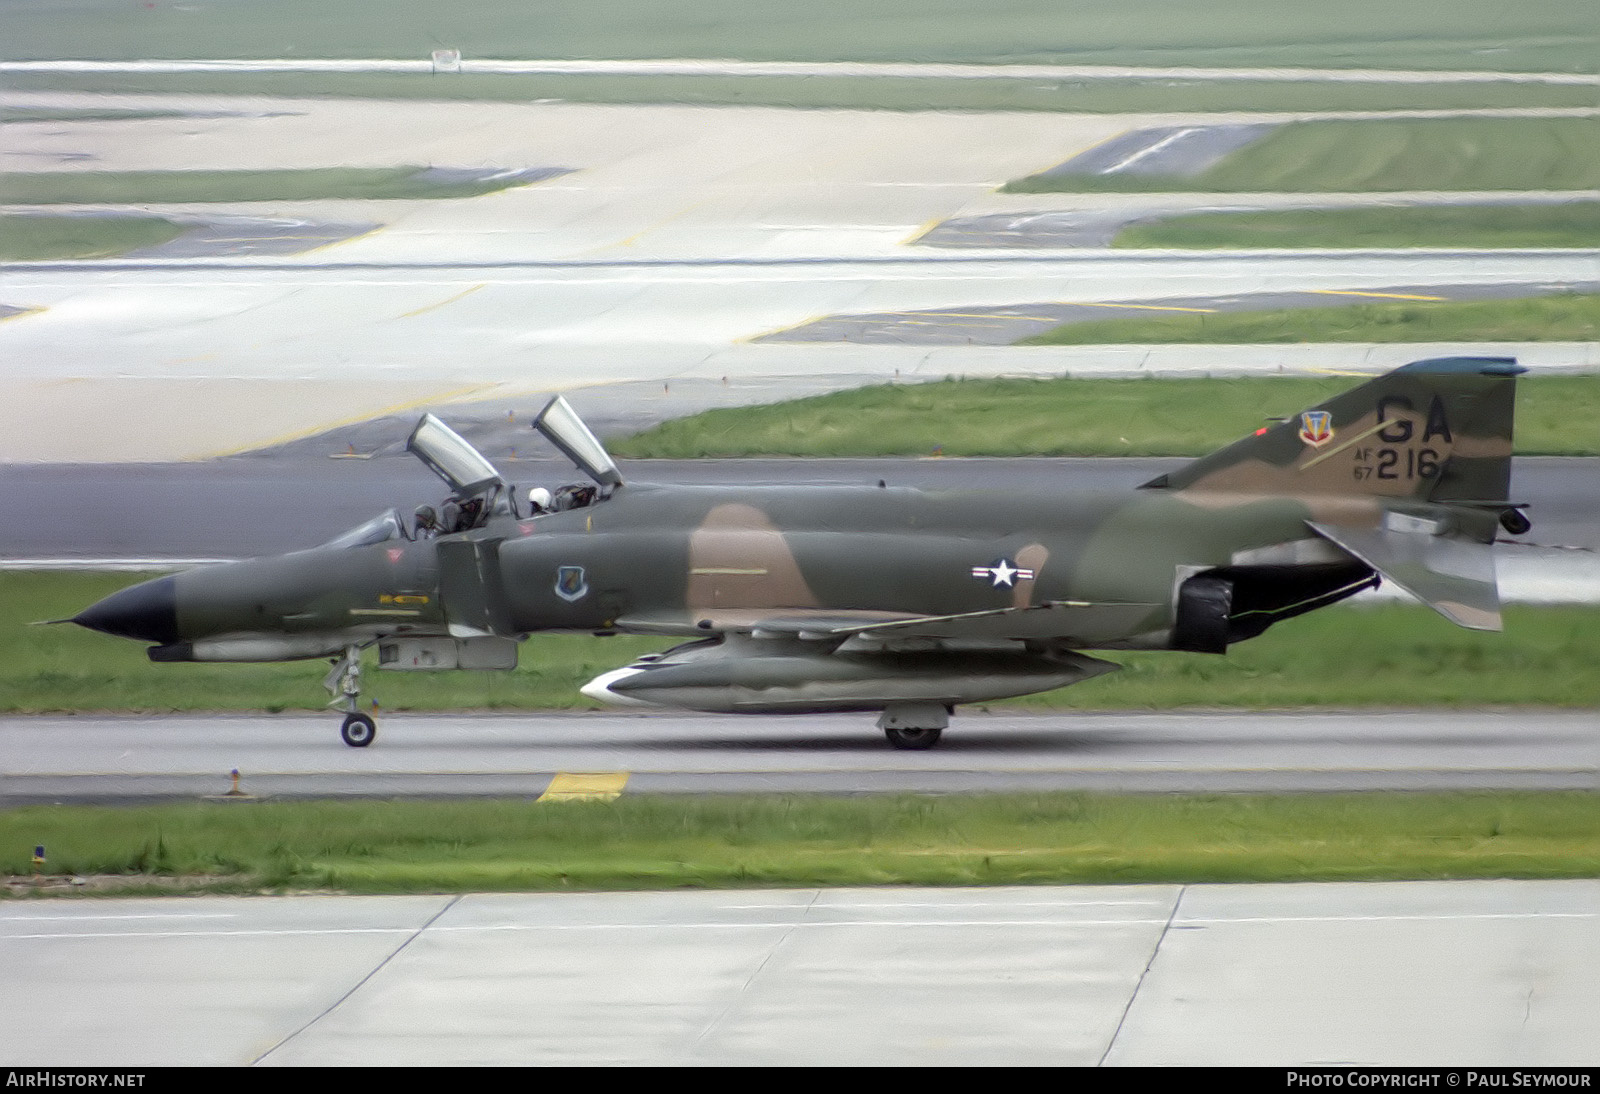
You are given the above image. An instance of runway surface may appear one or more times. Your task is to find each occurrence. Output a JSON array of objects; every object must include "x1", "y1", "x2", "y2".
[
  {"x1": 4, "y1": 709, "x2": 1596, "y2": 805},
  {"x1": 4, "y1": 882, "x2": 1596, "y2": 1065}
]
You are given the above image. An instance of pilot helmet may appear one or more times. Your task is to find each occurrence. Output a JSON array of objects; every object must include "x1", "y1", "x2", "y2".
[{"x1": 527, "y1": 487, "x2": 553, "y2": 512}]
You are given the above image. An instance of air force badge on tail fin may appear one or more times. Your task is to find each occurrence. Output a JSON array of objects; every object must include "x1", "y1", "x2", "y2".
[{"x1": 1298, "y1": 410, "x2": 1334, "y2": 448}]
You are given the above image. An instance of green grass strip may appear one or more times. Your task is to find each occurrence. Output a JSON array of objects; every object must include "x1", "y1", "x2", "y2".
[
  {"x1": 1113, "y1": 202, "x2": 1600, "y2": 250},
  {"x1": 0, "y1": 107, "x2": 186, "y2": 122},
  {"x1": 1006, "y1": 117, "x2": 1600, "y2": 194},
  {"x1": 1010, "y1": 603, "x2": 1600, "y2": 710},
  {"x1": 1020, "y1": 294, "x2": 1600, "y2": 350},
  {"x1": 7, "y1": 0, "x2": 1598, "y2": 74},
  {"x1": 612, "y1": 374, "x2": 1600, "y2": 458},
  {"x1": 0, "y1": 168, "x2": 531, "y2": 205},
  {"x1": 0, "y1": 213, "x2": 186, "y2": 260},
  {"x1": 4, "y1": 792, "x2": 1596, "y2": 895},
  {"x1": 2, "y1": 71, "x2": 1591, "y2": 115},
  {"x1": 9, "y1": 574, "x2": 1600, "y2": 713}
]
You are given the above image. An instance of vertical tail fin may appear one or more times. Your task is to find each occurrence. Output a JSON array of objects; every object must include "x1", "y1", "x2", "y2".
[{"x1": 1142, "y1": 356, "x2": 1523, "y2": 500}]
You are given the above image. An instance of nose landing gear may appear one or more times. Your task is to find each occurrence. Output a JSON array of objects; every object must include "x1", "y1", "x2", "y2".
[
  {"x1": 324, "y1": 645, "x2": 377, "y2": 747},
  {"x1": 340, "y1": 711, "x2": 376, "y2": 748}
]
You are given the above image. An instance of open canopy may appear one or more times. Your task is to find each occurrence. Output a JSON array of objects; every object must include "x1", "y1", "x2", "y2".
[
  {"x1": 406, "y1": 414, "x2": 505, "y2": 499},
  {"x1": 532, "y1": 396, "x2": 623, "y2": 489}
]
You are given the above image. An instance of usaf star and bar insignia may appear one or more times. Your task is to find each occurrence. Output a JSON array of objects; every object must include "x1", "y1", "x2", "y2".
[{"x1": 971, "y1": 558, "x2": 1035, "y2": 588}]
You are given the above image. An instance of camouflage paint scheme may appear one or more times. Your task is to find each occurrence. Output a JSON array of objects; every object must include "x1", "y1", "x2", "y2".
[{"x1": 72, "y1": 357, "x2": 1526, "y2": 749}]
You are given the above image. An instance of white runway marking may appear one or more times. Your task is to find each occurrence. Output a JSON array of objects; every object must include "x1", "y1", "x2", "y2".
[{"x1": 1099, "y1": 128, "x2": 1200, "y2": 174}]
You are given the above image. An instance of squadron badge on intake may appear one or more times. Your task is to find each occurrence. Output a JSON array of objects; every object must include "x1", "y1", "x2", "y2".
[{"x1": 555, "y1": 565, "x2": 590, "y2": 602}]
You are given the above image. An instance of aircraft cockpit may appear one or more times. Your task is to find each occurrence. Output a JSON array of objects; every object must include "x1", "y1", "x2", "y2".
[
  {"x1": 550, "y1": 483, "x2": 599, "y2": 511},
  {"x1": 400, "y1": 397, "x2": 623, "y2": 537},
  {"x1": 320, "y1": 503, "x2": 499, "y2": 549},
  {"x1": 322, "y1": 509, "x2": 410, "y2": 550},
  {"x1": 523, "y1": 482, "x2": 605, "y2": 518}
]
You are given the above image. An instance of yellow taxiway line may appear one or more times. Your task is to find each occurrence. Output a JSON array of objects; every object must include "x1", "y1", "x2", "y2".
[
  {"x1": 397, "y1": 283, "x2": 487, "y2": 318},
  {"x1": 1310, "y1": 289, "x2": 1448, "y2": 301}
]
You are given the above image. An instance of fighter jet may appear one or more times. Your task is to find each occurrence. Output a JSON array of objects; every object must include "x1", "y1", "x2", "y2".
[{"x1": 70, "y1": 356, "x2": 1529, "y2": 749}]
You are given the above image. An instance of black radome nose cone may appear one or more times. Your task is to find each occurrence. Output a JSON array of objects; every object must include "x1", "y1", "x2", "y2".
[{"x1": 73, "y1": 575, "x2": 179, "y2": 644}]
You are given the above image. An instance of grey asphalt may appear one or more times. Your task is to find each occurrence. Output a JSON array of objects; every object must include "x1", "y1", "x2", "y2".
[
  {"x1": 0, "y1": 210, "x2": 381, "y2": 260},
  {"x1": 1036, "y1": 123, "x2": 1279, "y2": 178},
  {"x1": 127, "y1": 215, "x2": 381, "y2": 258},
  {"x1": 31, "y1": 167, "x2": 573, "y2": 260},
  {"x1": 920, "y1": 206, "x2": 1195, "y2": 248},
  {"x1": 4, "y1": 709, "x2": 1596, "y2": 805},
  {"x1": 4, "y1": 882, "x2": 1597, "y2": 1065}
]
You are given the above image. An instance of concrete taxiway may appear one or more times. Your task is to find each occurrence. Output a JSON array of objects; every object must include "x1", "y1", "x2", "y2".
[
  {"x1": 4, "y1": 709, "x2": 1596, "y2": 805},
  {"x1": 3, "y1": 882, "x2": 1596, "y2": 1065},
  {"x1": 4, "y1": 253, "x2": 1597, "y2": 462}
]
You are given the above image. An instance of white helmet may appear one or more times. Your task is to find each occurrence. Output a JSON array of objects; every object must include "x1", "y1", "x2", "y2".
[{"x1": 527, "y1": 487, "x2": 553, "y2": 512}]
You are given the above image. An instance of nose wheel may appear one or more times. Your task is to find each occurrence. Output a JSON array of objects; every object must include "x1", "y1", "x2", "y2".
[
  {"x1": 324, "y1": 645, "x2": 378, "y2": 747},
  {"x1": 340, "y1": 711, "x2": 377, "y2": 748}
]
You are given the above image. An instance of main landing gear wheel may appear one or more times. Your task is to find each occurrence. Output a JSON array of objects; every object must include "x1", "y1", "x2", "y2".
[
  {"x1": 884, "y1": 725, "x2": 942, "y2": 750},
  {"x1": 325, "y1": 645, "x2": 378, "y2": 747},
  {"x1": 341, "y1": 711, "x2": 377, "y2": 748},
  {"x1": 877, "y1": 701, "x2": 951, "y2": 750}
]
